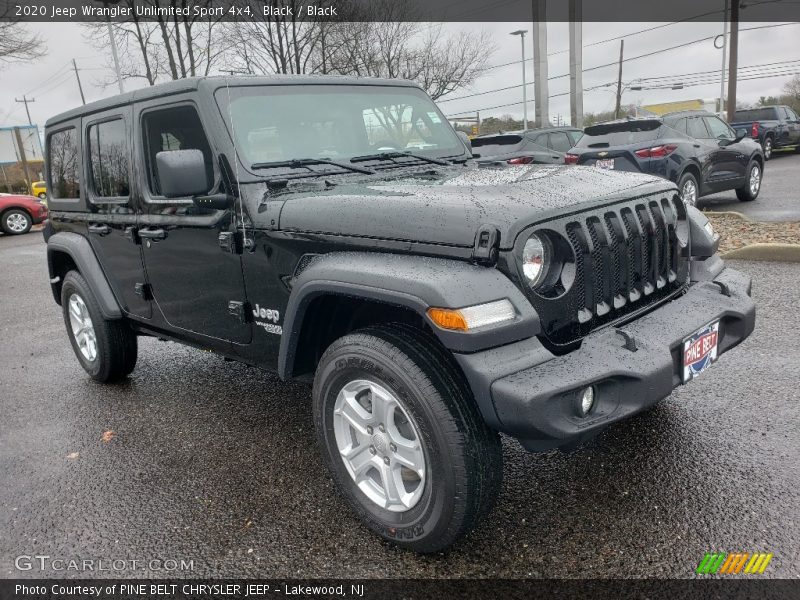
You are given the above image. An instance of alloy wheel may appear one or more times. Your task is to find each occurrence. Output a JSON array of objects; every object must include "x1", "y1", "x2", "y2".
[
  {"x1": 682, "y1": 180, "x2": 698, "y2": 206},
  {"x1": 68, "y1": 294, "x2": 98, "y2": 362},
  {"x1": 763, "y1": 139, "x2": 772, "y2": 159},
  {"x1": 749, "y1": 164, "x2": 761, "y2": 196},
  {"x1": 5, "y1": 212, "x2": 29, "y2": 233},
  {"x1": 333, "y1": 379, "x2": 426, "y2": 512}
]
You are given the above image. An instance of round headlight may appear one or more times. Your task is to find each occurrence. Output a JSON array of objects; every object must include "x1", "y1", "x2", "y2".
[{"x1": 522, "y1": 233, "x2": 550, "y2": 288}]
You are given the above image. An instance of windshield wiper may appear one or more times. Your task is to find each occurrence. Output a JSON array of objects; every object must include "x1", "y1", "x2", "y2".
[
  {"x1": 251, "y1": 158, "x2": 375, "y2": 175},
  {"x1": 350, "y1": 151, "x2": 450, "y2": 166}
]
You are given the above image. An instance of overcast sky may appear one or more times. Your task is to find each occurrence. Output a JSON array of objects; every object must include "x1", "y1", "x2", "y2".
[{"x1": 0, "y1": 20, "x2": 798, "y2": 129}]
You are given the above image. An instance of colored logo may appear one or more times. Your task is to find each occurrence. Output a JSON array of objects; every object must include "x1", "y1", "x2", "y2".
[
  {"x1": 696, "y1": 552, "x2": 773, "y2": 575},
  {"x1": 683, "y1": 322, "x2": 719, "y2": 379}
]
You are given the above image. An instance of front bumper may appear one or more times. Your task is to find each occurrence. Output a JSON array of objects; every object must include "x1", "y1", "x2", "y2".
[{"x1": 455, "y1": 267, "x2": 755, "y2": 452}]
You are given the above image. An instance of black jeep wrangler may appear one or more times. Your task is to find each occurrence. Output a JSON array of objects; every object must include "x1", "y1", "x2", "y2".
[{"x1": 43, "y1": 76, "x2": 755, "y2": 552}]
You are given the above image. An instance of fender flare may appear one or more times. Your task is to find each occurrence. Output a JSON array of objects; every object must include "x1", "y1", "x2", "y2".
[
  {"x1": 47, "y1": 232, "x2": 122, "y2": 319},
  {"x1": 277, "y1": 251, "x2": 539, "y2": 380}
]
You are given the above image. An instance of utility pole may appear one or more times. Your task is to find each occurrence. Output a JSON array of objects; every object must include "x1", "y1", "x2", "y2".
[
  {"x1": 532, "y1": 0, "x2": 549, "y2": 127},
  {"x1": 614, "y1": 39, "x2": 625, "y2": 119},
  {"x1": 726, "y1": 0, "x2": 739, "y2": 122},
  {"x1": 510, "y1": 29, "x2": 529, "y2": 130},
  {"x1": 13, "y1": 127, "x2": 32, "y2": 188},
  {"x1": 72, "y1": 58, "x2": 86, "y2": 105},
  {"x1": 568, "y1": 0, "x2": 583, "y2": 128},
  {"x1": 14, "y1": 95, "x2": 35, "y2": 125},
  {"x1": 107, "y1": 21, "x2": 124, "y2": 93},
  {"x1": 719, "y1": 0, "x2": 729, "y2": 114}
]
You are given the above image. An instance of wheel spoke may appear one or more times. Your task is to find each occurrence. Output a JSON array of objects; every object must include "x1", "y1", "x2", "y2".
[
  {"x1": 370, "y1": 386, "x2": 397, "y2": 427},
  {"x1": 344, "y1": 443, "x2": 375, "y2": 479},
  {"x1": 379, "y1": 463, "x2": 405, "y2": 507},
  {"x1": 336, "y1": 390, "x2": 373, "y2": 435},
  {"x1": 392, "y1": 439, "x2": 424, "y2": 474}
]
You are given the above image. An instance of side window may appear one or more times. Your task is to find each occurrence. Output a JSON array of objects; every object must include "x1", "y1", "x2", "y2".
[
  {"x1": 704, "y1": 116, "x2": 734, "y2": 139},
  {"x1": 87, "y1": 119, "x2": 130, "y2": 198},
  {"x1": 671, "y1": 118, "x2": 688, "y2": 135},
  {"x1": 548, "y1": 132, "x2": 572, "y2": 153},
  {"x1": 48, "y1": 128, "x2": 80, "y2": 199},
  {"x1": 687, "y1": 117, "x2": 710, "y2": 139},
  {"x1": 142, "y1": 105, "x2": 213, "y2": 197},
  {"x1": 779, "y1": 107, "x2": 790, "y2": 120}
]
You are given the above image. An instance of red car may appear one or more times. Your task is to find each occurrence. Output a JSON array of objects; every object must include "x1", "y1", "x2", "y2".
[{"x1": 0, "y1": 193, "x2": 48, "y2": 235}]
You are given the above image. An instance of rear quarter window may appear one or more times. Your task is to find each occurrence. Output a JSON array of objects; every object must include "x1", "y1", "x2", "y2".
[{"x1": 47, "y1": 127, "x2": 80, "y2": 200}]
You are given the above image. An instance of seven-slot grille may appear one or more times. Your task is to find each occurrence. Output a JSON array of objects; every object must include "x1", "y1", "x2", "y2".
[{"x1": 534, "y1": 194, "x2": 688, "y2": 345}]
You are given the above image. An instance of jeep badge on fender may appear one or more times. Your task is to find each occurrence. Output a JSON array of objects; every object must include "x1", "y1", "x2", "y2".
[{"x1": 42, "y1": 76, "x2": 755, "y2": 553}]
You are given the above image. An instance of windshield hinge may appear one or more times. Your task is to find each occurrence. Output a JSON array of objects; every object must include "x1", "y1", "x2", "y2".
[{"x1": 472, "y1": 224, "x2": 500, "y2": 266}]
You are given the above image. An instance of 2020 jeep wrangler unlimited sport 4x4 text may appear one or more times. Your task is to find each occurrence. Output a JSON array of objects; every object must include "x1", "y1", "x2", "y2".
[{"x1": 43, "y1": 76, "x2": 755, "y2": 553}]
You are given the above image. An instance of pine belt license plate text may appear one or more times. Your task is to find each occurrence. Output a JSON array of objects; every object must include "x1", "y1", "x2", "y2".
[
  {"x1": 682, "y1": 321, "x2": 720, "y2": 383},
  {"x1": 595, "y1": 158, "x2": 615, "y2": 169}
]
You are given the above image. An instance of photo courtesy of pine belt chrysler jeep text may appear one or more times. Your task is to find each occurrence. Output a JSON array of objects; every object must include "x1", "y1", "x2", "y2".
[{"x1": 42, "y1": 76, "x2": 755, "y2": 553}]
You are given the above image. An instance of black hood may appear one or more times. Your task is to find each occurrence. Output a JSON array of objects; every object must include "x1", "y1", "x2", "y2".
[{"x1": 276, "y1": 165, "x2": 675, "y2": 249}]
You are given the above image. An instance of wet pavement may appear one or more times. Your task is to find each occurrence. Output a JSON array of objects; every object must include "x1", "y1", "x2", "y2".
[
  {"x1": 701, "y1": 151, "x2": 800, "y2": 222},
  {"x1": 1, "y1": 232, "x2": 798, "y2": 579}
]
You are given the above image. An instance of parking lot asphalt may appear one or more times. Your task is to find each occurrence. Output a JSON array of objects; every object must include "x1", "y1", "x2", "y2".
[
  {"x1": 701, "y1": 151, "x2": 800, "y2": 222},
  {"x1": 1, "y1": 232, "x2": 799, "y2": 579}
]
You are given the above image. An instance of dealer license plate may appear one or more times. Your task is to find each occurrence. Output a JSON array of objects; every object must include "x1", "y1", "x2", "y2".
[
  {"x1": 595, "y1": 158, "x2": 615, "y2": 169},
  {"x1": 682, "y1": 321, "x2": 720, "y2": 383}
]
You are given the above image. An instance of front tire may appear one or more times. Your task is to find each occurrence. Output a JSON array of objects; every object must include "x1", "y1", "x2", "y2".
[
  {"x1": 1, "y1": 209, "x2": 32, "y2": 235},
  {"x1": 313, "y1": 324, "x2": 502, "y2": 553},
  {"x1": 736, "y1": 160, "x2": 762, "y2": 202},
  {"x1": 61, "y1": 271, "x2": 138, "y2": 382}
]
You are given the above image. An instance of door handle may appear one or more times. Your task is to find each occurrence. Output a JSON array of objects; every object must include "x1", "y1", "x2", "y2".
[
  {"x1": 88, "y1": 224, "x2": 111, "y2": 236},
  {"x1": 138, "y1": 228, "x2": 167, "y2": 240}
]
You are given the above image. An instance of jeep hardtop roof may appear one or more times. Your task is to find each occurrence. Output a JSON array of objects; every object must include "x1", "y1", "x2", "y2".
[{"x1": 45, "y1": 75, "x2": 422, "y2": 128}]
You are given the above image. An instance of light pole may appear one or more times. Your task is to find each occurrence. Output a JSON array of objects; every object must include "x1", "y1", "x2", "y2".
[{"x1": 510, "y1": 29, "x2": 528, "y2": 130}]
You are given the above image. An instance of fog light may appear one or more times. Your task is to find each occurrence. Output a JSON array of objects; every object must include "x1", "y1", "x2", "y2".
[{"x1": 579, "y1": 386, "x2": 595, "y2": 416}]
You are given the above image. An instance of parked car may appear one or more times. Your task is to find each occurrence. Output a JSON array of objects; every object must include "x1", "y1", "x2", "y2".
[
  {"x1": 729, "y1": 105, "x2": 800, "y2": 160},
  {"x1": 31, "y1": 180, "x2": 48, "y2": 199},
  {"x1": 0, "y1": 193, "x2": 48, "y2": 235},
  {"x1": 472, "y1": 127, "x2": 583, "y2": 165},
  {"x1": 565, "y1": 111, "x2": 764, "y2": 206},
  {"x1": 43, "y1": 76, "x2": 754, "y2": 553}
]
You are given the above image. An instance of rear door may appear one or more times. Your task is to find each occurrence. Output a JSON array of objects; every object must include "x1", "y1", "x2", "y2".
[
  {"x1": 83, "y1": 109, "x2": 151, "y2": 319},
  {"x1": 135, "y1": 98, "x2": 251, "y2": 345},
  {"x1": 544, "y1": 131, "x2": 573, "y2": 162}
]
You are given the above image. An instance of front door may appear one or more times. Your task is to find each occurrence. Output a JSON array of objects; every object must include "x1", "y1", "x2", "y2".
[
  {"x1": 135, "y1": 100, "x2": 251, "y2": 345},
  {"x1": 700, "y1": 116, "x2": 746, "y2": 192}
]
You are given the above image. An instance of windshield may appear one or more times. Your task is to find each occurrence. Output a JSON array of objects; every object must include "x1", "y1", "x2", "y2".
[{"x1": 215, "y1": 84, "x2": 463, "y2": 169}]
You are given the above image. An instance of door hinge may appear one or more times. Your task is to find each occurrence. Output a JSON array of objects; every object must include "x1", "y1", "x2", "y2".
[
  {"x1": 228, "y1": 300, "x2": 252, "y2": 324},
  {"x1": 472, "y1": 224, "x2": 501, "y2": 266},
  {"x1": 134, "y1": 282, "x2": 152, "y2": 300},
  {"x1": 219, "y1": 230, "x2": 244, "y2": 254},
  {"x1": 124, "y1": 226, "x2": 140, "y2": 245}
]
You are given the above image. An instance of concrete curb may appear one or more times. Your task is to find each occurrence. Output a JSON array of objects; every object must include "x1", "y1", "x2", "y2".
[
  {"x1": 703, "y1": 210, "x2": 753, "y2": 222},
  {"x1": 722, "y1": 243, "x2": 800, "y2": 262}
]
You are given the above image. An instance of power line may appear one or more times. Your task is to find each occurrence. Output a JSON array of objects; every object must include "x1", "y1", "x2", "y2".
[{"x1": 439, "y1": 22, "x2": 799, "y2": 108}]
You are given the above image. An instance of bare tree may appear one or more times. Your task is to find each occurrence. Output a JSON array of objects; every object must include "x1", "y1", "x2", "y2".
[
  {"x1": 0, "y1": 15, "x2": 46, "y2": 67},
  {"x1": 784, "y1": 75, "x2": 800, "y2": 100},
  {"x1": 83, "y1": 0, "x2": 227, "y2": 86},
  {"x1": 226, "y1": 0, "x2": 495, "y2": 100}
]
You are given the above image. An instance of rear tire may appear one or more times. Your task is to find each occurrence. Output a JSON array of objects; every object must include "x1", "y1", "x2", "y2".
[
  {"x1": 736, "y1": 160, "x2": 762, "y2": 202},
  {"x1": 762, "y1": 136, "x2": 773, "y2": 161},
  {"x1": 677, "y1": 172, "x2": 699, "y2": 207},
  {"x1": 1, "y1": 209, "x2": 32, "y2": 235},
  {"x1": 312, "y1": 324, "x2": 502, "y2": 553},
  {"x1": 61, "y1": 271, "x2": 137, "y2": 382}
]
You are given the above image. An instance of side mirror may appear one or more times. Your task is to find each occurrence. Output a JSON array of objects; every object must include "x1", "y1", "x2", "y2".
[
  {"x1": 156, "y1": 149, "x2": 210, "y2": 198},
  {"x1": 735, "y1": 128, "x2": 748, "y2": 141},
  {"x1": 457, "y1": 131, "x2": 472, "y2": 151}
]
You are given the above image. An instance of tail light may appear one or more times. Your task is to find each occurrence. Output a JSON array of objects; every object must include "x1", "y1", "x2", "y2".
[
  {"x1": 634, "y1": 144, "x2": 677, "y2": 159},
  {"x1": 507, "y1": 156, "x2": 534, "y2": 165},
  {"x1": 752, "y1": 122, "x2": 759, "y2": 137},
  {"x1": 564, "y1": 153, "x2": 579, "y2": 165}
]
